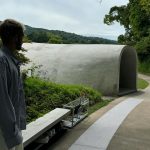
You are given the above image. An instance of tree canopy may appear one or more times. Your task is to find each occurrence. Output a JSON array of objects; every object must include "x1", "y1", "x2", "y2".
[
  {"x1": 104, "y1": 0, "x2": 150, "y2": 60},
  {"x1": 139, "y1": 0, "x2": 150, "y2": 14}
]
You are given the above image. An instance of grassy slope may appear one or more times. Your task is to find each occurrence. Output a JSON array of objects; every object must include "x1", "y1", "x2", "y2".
[{"x1": 137, "y1": 78, "x2": 149, "y2": 89}]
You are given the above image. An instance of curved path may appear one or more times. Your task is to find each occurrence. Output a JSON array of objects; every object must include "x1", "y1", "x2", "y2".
[
  {"x1": 107, "y1": 74, "x2": 150, "y2": 150},
  {"x1": 45, "y1": 74, "x2": 150, "y2": 150}
]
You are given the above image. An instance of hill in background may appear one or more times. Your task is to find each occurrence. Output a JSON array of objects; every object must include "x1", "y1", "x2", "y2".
[{"x1": 24, "y1": 25, "x2": 117, "y2": 44}]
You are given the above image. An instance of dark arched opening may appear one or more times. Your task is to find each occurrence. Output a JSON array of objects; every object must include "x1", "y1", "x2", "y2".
[{"x1": 119, "y1": 47, "x2": 137, "y2": 96}]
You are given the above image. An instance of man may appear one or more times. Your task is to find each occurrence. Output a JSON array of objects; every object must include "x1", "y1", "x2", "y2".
[{"x1": 0, "y1": 19, "x2": 26, "y2": 150}]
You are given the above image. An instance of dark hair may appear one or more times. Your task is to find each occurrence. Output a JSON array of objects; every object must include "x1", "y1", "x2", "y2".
[{"x1": 0, "y1": 19, "x2": 25, "y2": 44}]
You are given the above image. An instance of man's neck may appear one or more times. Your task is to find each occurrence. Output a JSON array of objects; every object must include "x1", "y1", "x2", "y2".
[{"x1": 3, "y1": 44, "x2": 16, "y2": 54}]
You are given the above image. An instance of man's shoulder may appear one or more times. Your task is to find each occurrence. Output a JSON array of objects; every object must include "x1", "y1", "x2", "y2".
[
  {"x1": 0, "y1": 50, "x2": 8, "y2": 74},
  {"x1": 0, "y1": 49, "x2": 7, "y2": 64}
]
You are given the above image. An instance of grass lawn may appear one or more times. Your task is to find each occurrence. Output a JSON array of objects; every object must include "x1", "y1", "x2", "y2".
[
  {"x1": 137, "y1": 78, "x2": 149, "y2": 89},
  {"x1": 88, "y1": 100, "x2": 111, "y2": 115}
]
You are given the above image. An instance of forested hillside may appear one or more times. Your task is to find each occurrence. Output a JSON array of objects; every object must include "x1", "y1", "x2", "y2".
[{"x1": 24, "y1": 25, "x2": 117, "y2": 44}]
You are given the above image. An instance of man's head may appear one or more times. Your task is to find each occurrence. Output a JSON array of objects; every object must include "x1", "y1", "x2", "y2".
[{"x1": 0, "y1": 19, "x2": 25, "y2": 50}]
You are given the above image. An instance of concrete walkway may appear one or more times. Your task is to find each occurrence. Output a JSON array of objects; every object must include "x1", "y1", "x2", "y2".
[
  {"x1": 45, "y1": 74, "x2": 150, "y2": 150},
  {"x1": 69, "y1": 98, "x2": 143, "y2": 150}
]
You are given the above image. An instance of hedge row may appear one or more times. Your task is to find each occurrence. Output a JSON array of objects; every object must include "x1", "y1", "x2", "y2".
[{"x1": 24, "y1": 77, "x2": 102, "y2": 123}]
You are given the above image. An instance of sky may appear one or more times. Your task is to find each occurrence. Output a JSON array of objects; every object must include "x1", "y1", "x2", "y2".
[{"x1": 0, "y1": 0, "x2": 129, "y2": 40}]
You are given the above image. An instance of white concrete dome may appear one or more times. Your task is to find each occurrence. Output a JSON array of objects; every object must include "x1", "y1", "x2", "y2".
[{"x1": 23, "y1": 43, "x2": 137, "y2": 96}]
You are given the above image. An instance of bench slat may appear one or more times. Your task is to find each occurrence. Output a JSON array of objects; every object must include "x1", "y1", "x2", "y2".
[{"x1": 22, "y1": 108, "x2": 70, "y2": 147}]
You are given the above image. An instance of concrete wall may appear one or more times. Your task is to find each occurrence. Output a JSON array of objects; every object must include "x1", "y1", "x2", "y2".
[{"x1": 23, "y1": 43, "x2": 137, "y2": 96}]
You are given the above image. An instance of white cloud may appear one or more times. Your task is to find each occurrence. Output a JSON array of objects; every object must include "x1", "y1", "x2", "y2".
[{"x1": 0, "y1": 0, "x2": 129, "y2": 40}]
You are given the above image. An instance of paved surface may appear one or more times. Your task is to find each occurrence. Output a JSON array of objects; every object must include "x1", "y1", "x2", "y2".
[
  {"x1": 107, "y1": 74, "x2": 150, "y2": 150},
  {"x1": 44, "y1": 74, "x2": 150, "y2": 150},
  {"x1": 69, "y1": 98, "x2": 143, "y2": 150}
]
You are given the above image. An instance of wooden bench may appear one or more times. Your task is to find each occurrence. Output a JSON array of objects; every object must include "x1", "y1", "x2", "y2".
[{"x1": 22, "y1": 108, "x2": 70, "y2": 147}]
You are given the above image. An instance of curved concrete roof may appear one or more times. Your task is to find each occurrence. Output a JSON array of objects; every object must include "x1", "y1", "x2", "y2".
[{"x1": 23, "y1": 43, "x2": 137, "y2": 96}]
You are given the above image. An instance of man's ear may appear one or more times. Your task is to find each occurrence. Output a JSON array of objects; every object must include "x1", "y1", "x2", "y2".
[{"x1": 13, "y1": 35, "x2": 19, "y2": 44}]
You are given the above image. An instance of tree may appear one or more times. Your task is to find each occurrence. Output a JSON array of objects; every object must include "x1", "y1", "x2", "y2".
[
  {"x1": 15, "y1": 48, "x2": 30, "y2": 65},
  {"x1": 104, "y1": 0, "x2": 150, "y2": 59},
  {"x1": 48, "y1": 33, "x2": 63, "y2": 44},
  {"x1": 139, "y1": 0, "x2": 150, "y2": 14},
  {"x1": 23, "y1": 35, "x2": 32, "y2": 43},
  {"x1": 104, "y1": 4, "x2": 134, "y2": 45},
  {"x1": 27, "y1": 31, "x2": 49, "y2": 43}
]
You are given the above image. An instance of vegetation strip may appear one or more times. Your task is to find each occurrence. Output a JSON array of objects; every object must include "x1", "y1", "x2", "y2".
[{"x1": 137, "y1": 78, "x2": 149, "y2": 89}]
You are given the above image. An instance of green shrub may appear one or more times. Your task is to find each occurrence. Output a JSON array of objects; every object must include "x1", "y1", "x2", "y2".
[
  {"x1": 138, "y1": 60, "x2": 150, "y2": 75},
  {"x1": 24, "y1": 77, "x2": 102, "y2": 123}
]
